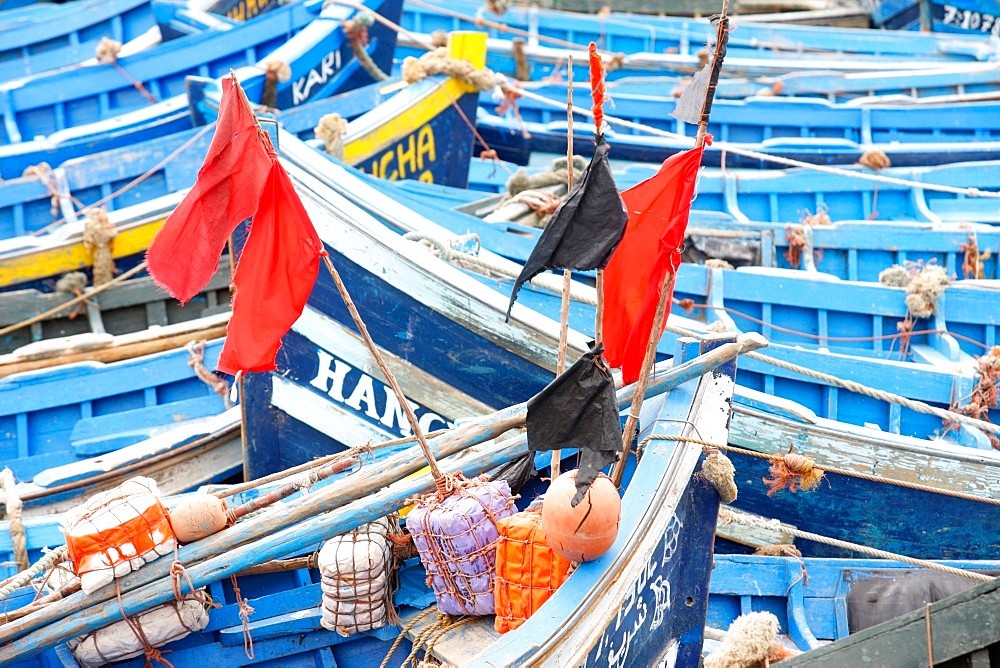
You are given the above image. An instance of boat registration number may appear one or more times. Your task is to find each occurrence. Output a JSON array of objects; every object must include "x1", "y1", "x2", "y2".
[{"x1": 942, "y1": 4, "x2": 1000, "y2": 33}]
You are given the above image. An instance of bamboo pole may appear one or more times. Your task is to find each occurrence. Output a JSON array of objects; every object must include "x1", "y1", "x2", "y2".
[
  {"x1": 611, "y1": 1, "x2": 730, "y2": 487},
  {"x1": 552, "y1": 55, "x2": 576, "y2": 480}
]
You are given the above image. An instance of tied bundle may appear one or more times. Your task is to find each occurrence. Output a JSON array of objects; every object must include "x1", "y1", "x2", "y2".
[
  {"x1": 318, "y1": 516, "x2": 402, "y2": 636},
  {"x1": 493, "y1": 505, "x2": 572, "y2": 633},
  {"x1": 62, "y1": 477, "x2": 176, "y2": 594},
  {"x1": 588, "y1": 43, "x2": 607, "y2": 136},
  {"x1": 406, "y1": 475, "x2": 517, "y2": 616},
  {"x1": 67, "y1": 594, "x2": 210, "y2": 667}
]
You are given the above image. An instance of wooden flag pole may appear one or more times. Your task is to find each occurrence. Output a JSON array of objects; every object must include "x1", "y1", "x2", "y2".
[
  {"x1": 552, "y1": 55, "x2": 575, "y2": 480},
  {"x1": 320, "y1": 255, "x2": 444, "y2": 482},
  {"x1": 610, "y1": 1, "x2": 729, "y2": 488}
]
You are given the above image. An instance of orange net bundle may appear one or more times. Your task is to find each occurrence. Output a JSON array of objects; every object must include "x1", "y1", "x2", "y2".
[
  {"x1": 493, "y1": 508, "x2": 572, "y2": 633},
  {"x1": 63, "y1": 477, "x2": 176, "y2": 594}
]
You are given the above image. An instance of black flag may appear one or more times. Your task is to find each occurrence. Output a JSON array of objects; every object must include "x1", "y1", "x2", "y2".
[
  {"x1": 526, "y1": 344, "x2": 623, "y2": 506},
  {"x1": 505, "y1": 138, "x2": 628, "y2": 320}
]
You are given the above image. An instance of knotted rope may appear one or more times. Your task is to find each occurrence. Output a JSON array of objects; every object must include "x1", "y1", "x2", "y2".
[
  {"x1": 22, "y1": 163, "x2": 85, "y2": 217},
  {"x1": 947, "y1": 346, "x2": 1000, "y2": 449},
  {"x1": 230, "y1": 574, "x2": 255, "y2": 660},
  {"x1": 402, "y1": 47, "x2": 502, "y2": 91},
  {"x1": 344, "y1": 11, "x2": 390, "y2": 82},
  {"x1": 315, "y1": 113, "x2": 349, "y2": 160},
  {"x1": 762, "y1": 451, "x2": 825, "y2": 497},
  {"x1": 960, "y1": 233, "x2": 992, "y2": 280},
  {"x1": 260, "y1": 60, "x2": 291, "y2": 109},
  {"x1": 186, "y1": 340, "x2": 233, "y2": 408},
  {"x1": 700, "y1": 448, "x2": 738, "y2": 503},
  {"x1": 380, "y1": 606, "x2": 438, "y2": 668},
  {"x1": 0, "y1": 547, "x2": 69, "y2": 600},
  {"x1": 878, "y1": 262, "x2": 951, "y2": 359},
  {"x1": 96, "y1": 37, "x2": 157, "y2": 104},
  {"x1": 82, "y1": 209, "x2": 118, "y2": 286},
  {"x1": 0, "y1": 469, "x2": 28, "y2": 573}
]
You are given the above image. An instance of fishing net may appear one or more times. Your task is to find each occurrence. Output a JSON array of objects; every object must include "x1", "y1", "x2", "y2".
[
  {"x1": 67, "y1": 592, "x2": 210, "y2": 667},
  {"x1": 407, "y1": 477, "x2": 517, "y2": 615},
  {"x1": 493, "y1": 507, "x2": 572, "y2": 633},
  {"x1": 63, "y1": 477, "x2": 176, "y2": 594},
  {"x1": 319, "y1": 515, "x2": 402, "y2": 637}
]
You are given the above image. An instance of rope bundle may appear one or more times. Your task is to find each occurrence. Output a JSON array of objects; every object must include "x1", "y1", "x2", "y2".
[
  {"x1": 315, "y1": 113, "x2": 349, "y2": 159},
  {"x1": 401, "y1": 47, "x2": 503, "y2": 92},
  {"x1": 82, "y1": 209, "x2": 117, "y2": 286},
  {"x1": 762, "y1": 451, "x2": 824, "y2": 496}
]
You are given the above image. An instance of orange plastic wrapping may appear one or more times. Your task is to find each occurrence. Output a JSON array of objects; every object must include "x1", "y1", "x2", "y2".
[
  {"x1": 64, "y1": 477, "x2": 176, "y2": 593},
  {"x1": 493, "y1": 509, "x2": 572, "y2": 634}
]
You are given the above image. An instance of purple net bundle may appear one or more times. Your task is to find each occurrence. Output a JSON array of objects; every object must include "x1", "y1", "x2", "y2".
[{"x1": 406, "y1": 478, "x2": 517, "y2": 616}]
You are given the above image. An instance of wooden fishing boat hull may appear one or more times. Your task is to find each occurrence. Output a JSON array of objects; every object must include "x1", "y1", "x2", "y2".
[
  {"x1": 277, "y1": 140, "x2": 1000, "y2": 560},
  {"x1": 707, "y1": 554, "x2": 1000, "y2": 651},
  {"x1": 867, "y1": 0, "x2": 1000, "y2": 35},
  {"x1": 1, "y1": 342, "x2": 736, "y2": 665},
  {"x1": 0, "y1": 0, "x2": 157, "y2": 81},
  {"x1": 0, "y1": 0, "x2": 402, "y2": 179},
  {"x1": 403, "y1": 0, "x2": 1000, "y2": 62},
  {"x1": 476, "y1": 101, "x2": 1000, "y2": 169},
  {"x1": 1, "y1": 405, "x2": 242, "y2": 518},
  {"x1": 0, "y1": 338, "x2": 229, "y2": 484},
  {"x1": 447, "y1": 162, "x2": 1000, "y2": 280}
]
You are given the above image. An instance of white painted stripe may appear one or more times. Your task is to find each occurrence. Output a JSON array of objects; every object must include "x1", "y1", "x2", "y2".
[{"x1": 271, "y1": 374, "x2": 393, "y2": 447}]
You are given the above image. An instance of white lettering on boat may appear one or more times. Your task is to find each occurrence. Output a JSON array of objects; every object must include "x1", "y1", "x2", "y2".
[
  {"x1": 293, "y1": 51, "x2": 343, "y2": 105},
  {"x1": 942, "y1": 4, "x2": 1000, "y2": 33},
  {"x1": 310, "y1": 349, "x2": 450, "y2": 437},
  {"x1": 592, "y1": 513, "x2": 684, "y2": 668},
  {"x1": 358, "y1": 124, "x2": 437, "y2": 182}
]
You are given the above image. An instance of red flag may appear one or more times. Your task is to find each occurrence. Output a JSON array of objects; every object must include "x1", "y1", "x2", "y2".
[
  {"x1": 601, "y1": 145, "x2": 704, "y2": 385},
  {"x1": 146, "y1": 76, "x2": 272, "y2": 303},
  {"x1": 217, "y1": 160, "x2": 323, "y2": 376}
]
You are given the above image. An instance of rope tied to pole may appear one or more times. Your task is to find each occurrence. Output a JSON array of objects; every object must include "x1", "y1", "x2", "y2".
[
  {"x1": 0, "y1": 469, "x2": 28, "y2": 573},
  {"x1": 344, "y1": 11, "x2": 391, "y2": 82},
  {"x1": 82, "y1": 209, "x2": 118, "y2": 286},
  {"x1": 718, "y1": 507, "x2": 996, "y2": 583}
]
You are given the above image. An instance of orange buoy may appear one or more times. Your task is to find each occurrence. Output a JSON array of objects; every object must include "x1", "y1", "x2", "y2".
[
  {"x1": 168, "y1": 495, "x2": 229, "y2": 544},
  {"x1": 541, "y1": 470, "x2": 620, "y2": 562}
]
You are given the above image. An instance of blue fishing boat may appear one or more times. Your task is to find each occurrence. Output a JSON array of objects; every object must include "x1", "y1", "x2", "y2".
[
  {"x1": 0, "y1": 0, "x2": 402, "y2": 179},
  {"x1": 866, "y1": 0, "x2": 1000, "y2": 35},
  {"x1": 0, "y1": 337, "x2": 232, "y2": 485},
  {"x1": 401, "y1": 0, "x2": 1000, "y2": 62},
  {"x1": 263, "y1": 133, "x2": 1000, "y2": 561},
  {"x1": 0, "y1": 36, "x2": 484, "y2": 323},
  {"x1": 474, "y1": 84, "x2": 1000, "y2": 168},
  {"x1": 1, "y1": 401, "x2": 241, "y2": 517},
  {"x1": 600, "y1": 64, "x2": 1000, "y2": 103},
  {"x1": 0, "y1": 332, "x2": 745, "y2": 666},
  {"x1": 706, "y1": 554, "x2": 1000, "y2": 652},
  {"x1": 0, "y1": 261, "x2": 231, "y2": 354},
  {"x1": 456, "y1": 159, "x2": 1000, "y2": 280},
  {"x1": 0, "y1": 0, "x2": 158, "y2": 81}
]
